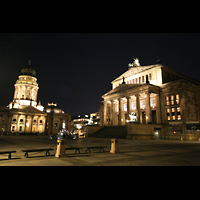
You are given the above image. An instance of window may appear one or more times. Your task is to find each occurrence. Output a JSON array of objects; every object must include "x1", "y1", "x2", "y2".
[
  {"x1": 166, "y1": 96, "x2": 170, "y2": 106},
  {"x1": 40, "y1": 120, "x2": 43, "y2": 123},
  {"x1": 177, "y1": 107, "x2": 181, "y2": 120},
  {"x1": 171, "y1": 95, "x2": 174, "y2": 105},
  {"x1": 142, "y1": 76, "x2": 144, "y2": 83},
  {"x1": 55, "y1": 123, "x2": 57, "y2": 129},
  {"x1": 172, "y1": 108, "x2": 175, "y2": 120},
  {"x1": 176, "y1": 94, "x2": 179, "y2": 104},
  {"x1": 132, "y1": 79, "x2": 134, "y2": 83},
  {"x1": 116, "y1": 105, "x2": 119, "y2": 112},
  {"x1": 130, "y1": 80, "x2": 132, "y2": 84},
  {"x1": 135, "y1": 78, "x2": 137, "y2": 83},
  {"x1": 13, "y1": 118, "x2": 16, "y2": 122},
  {"x1": 150, "y1": 98, "x2": 156, "y2": 108},
  {"x1": 127, "y1": 81, "x2": 129, "y2": 84},
  {"x1": 124, "y1": 103, "x2": 127, "y2": 111},
  {"x1": 149, "y1": 73, "x2": 152, "y2": 80},
  {"x1": 132, "y1": 102, "x2": 136, "y2": 110},
  {"x1": 140, "y1": 100, "x2": 145, "y2": 109},
  {"x1": 12, "y1": 126, "x2": 15, "y2": 131},
  {"x1": 139, "y1": 77, "x2": 141, "y2": 83},
  {"x1": 167, "y1": 109, "x2": 170, "y2": 121},
  {"x1": 19, "y1": 126, "x2": 22, "y2": 131},
  {"x1": 20, "y1": 119, "x2": 23, "y2": 122}
]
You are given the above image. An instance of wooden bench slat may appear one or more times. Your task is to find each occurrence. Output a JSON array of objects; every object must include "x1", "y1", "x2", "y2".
[
  {"x1": 0, "y1": 151, "x2": 16, "y2": 159},
  {"x1": 21, "y1": 148, "x2": 54, "y2": 158}
]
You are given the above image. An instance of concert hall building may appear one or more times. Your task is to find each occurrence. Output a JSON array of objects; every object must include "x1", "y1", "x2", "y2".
[{"x1": 100, "y1": 58, "x2": 200, "y2": 140}]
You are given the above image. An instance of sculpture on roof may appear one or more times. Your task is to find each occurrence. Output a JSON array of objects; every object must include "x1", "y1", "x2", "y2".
[{"x1": 128, "y1": 58, "x2": 140, "y2": 68}]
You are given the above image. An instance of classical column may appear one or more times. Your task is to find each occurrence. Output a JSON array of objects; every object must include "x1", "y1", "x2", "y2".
[
  {"x1": 146, "y1": 91, "x2": 151, "y2": 124},
  {"x1": 24, "y1": 86, "x2": 27, "y2": 99},
  {"x1": 136, "y1": 94, "x2": 140, "y2": 123},
  {"x1": 156, "y1": 94, "x2": 161, "y2": 124},
  {"x1": 103, "y1": 101, "x2": 107, "y2": 126},
  {"x1": 110, "y1": 100, "x2": 114, "y2": 126},
  {"x1": 126, "y1": 96, "x2": 130, "y2": 121},
  {"x1": 30, "y1": 115, "x2": 34, "y2": 132},
  {"x1": 118, "y1": 98, "x2": 121, "y2": 126}
]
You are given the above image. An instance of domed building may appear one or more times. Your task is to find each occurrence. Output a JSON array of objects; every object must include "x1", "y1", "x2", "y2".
[
  {"x1": 44, "y1": 102, "x2": 71, "y2": 135},
  {"x1": 9, "y1": 60, "x2": 40, "y2": 109},
  {"x1": 0, "y1": 60, "x2": 71, "y2": 135}
]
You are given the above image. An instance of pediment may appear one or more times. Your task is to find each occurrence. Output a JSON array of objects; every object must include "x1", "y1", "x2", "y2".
[{"x1": 112, "y1": 65, "x2": 157, "y2": 83}]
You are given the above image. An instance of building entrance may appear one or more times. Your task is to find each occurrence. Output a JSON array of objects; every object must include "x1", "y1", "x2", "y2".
[
  {"x1": 152, "y1": 110, "x2": 156, "y2": 124},
  {"x1": 142, "y1": 111, "x2": 146, "y2": 124}
]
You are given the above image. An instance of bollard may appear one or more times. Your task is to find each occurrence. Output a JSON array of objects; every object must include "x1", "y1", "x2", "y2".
[
  {"x1": 55, "y1": 139, "x2": 66, "y2": 157},
  {"x1": 110, "y1": 138, "x2": 119, "y2": 153}
]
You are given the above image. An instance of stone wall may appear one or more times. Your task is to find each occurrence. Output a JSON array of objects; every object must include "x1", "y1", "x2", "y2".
[
  {"x1": 126, "y1": 122, "x2": 163, "y2": 139},
  {"x1": 85, "y1": 125, "x2": 103, "y2": 137}
]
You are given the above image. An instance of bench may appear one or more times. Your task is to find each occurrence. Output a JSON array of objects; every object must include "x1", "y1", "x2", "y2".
[
  {"x1": 0, "y1": 151, "x2": 16, "y2": 159},
  {"x1": 85, "y1": 146, "x2": 107, "y2": 153},
  {"x1": 21, "y1": 148, "x2": 54, "y2": 158},
  {"x1": 65, "y1": 147, "x2": 82, "y2": 154}
]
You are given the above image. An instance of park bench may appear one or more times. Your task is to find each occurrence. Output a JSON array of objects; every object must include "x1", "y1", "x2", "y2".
[
  {"x1": 65, "y1": 147, "x2": 82, "y2": 154},
  {"x1": 21, "y1": 148, "x2": 54, "y2": 158},
  {"x1": 85, "y1": 146, "x2": 107, "y2": 153},
  {"x1": 0, "y1": 150, "x2": 16, "y2": 159}
]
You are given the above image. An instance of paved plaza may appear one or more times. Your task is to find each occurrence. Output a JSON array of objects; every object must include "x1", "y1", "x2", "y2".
[{"x1": 1, "y1": 135, "x2": 200, "y2": 166}]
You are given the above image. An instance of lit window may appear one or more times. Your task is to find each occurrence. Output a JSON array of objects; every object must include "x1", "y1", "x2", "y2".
[
  {"x1": 171, "y1": 95, "x2": 174, "y2": 105},
  {"x1": 172, "y1": 108, "x2": 175, "y2": 112},
  {"x1": 116, "y1": 105, "x2": 119, "y2": 112},
  {"x1": 150, "y1": 98, "x2": 156, "y2": 108},
  {"x1": 176, "y1": 94, "x2": 179, "y2": 104},
  {"x1": 166, "y1": 96, "x2": 170, "y2": 106},
  {"x1": 124, "y1": 103, "x2": 127, "y2": 111},
  {"x1": 178, "y1": 115, "x2": 181, "y2": 120},
  {"x1": 172, "y1": 116, "x2": 176, "y2": 121},
  {"x1": 132, "y1": 102, "x2": 136, "y2": 110},
  {"x1": 140, "y1": 100, "x2": 145, "y2": 109},
  {"x1": 167, "y1": 116, "x2": 170, "y2": 121},
  {"x1": 177, "y1": 107, "x2": 180, "y2": 112}
]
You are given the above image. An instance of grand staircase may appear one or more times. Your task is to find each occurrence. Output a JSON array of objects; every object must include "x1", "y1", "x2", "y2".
[{"x1": 89, "y1": 125, "x2": 127, "y2": 139}]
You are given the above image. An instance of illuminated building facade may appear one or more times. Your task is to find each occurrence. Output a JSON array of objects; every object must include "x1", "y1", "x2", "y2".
[
  {"x1": 0, "y1": 61, "x2": 70, "y2": 135},
  {"x1": 100, "y1": 58, "x2": 200, "y2": 140}
]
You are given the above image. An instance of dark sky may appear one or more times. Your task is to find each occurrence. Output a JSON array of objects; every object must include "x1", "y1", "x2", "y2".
[{"x1": 0, "y1": 33, "x2": 200, "y2": 116}]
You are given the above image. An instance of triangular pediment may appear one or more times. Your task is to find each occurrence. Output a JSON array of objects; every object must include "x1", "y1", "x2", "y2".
[{"x1": 112, "y1": 65, "x2": 157, "y2": 83}]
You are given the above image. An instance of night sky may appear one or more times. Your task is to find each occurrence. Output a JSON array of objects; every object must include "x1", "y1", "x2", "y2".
[{"x1": 0, "y1": 33, "x2": 200, "y2": 116}]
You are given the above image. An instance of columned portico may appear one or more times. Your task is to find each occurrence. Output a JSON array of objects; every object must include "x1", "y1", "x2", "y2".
[{"x1": 102, "y1": 84, "x2": 160, "y2": 126}]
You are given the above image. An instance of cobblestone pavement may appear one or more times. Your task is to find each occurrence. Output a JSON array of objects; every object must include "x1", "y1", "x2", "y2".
[{"x1": 0, "y1": 135, "x2": 200, "y2": 166}]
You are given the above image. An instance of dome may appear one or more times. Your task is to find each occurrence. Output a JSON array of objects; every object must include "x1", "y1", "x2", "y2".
[
  {"x1": 44, "y1": 102, "x2": 64, "y2": 114},
  {"x1": 20, "y1": 60, "x2": 36, "y2": 77}
]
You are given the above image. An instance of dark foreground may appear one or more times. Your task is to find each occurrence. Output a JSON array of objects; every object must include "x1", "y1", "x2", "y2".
[{"x1": 0, "y1": 135, "x2": 200, "y2": 166}]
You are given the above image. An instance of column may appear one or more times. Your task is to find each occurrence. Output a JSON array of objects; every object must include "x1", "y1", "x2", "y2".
[
  {"x1": 126, "y1": 96, "x2": 130, "y2": 121},
  {"x1": 30, "y1": 115, "x2": 34, "y2": 132},
  {"x1": 136, "y1": 94, "x2": 140, "y2": 123},
  {"x1": 146, "y1": 91, "x2": 151, "y2": 124},
  {"x1": 24, "y1": 86, "x2": 27, "y2": 99},
  {"x1": 110, "y1": 100, "x2": 114, "y2": 126},
  {"x1": 156, "y1": 94, "x2": 161, "y2": 124},
  {"x1": 118, "y1": 98, "x2": 121, "y2": 126},
  {"x1": 103, "y1": 101, "x2": 107, "y2": 126}
]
